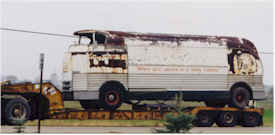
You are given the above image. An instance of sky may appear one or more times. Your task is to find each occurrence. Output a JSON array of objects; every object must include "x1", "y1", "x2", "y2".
[{"x1": 1, "y1": 0, "x2": 273, "y2": 85}]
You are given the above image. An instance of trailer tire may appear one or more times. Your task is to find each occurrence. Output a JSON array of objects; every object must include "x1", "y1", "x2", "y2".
[
  {"x1": 230, "y1": 87, "x2": 250, "y2": 109},
  {"x1": 5, "y1": 98, "x2": 31, "y2": 125},
  {"x1": 100, "y1": 82, "x2": 124, "y2": 110},
  {"x1": 242, "y1": 112, "x2": 261, "y2": 127},
  {"x1": 193, "y1": 111, "x2": 214, "y2": 127},
  {"x1": 216, "y1": 111, "x2": 238, "y2": 127}
]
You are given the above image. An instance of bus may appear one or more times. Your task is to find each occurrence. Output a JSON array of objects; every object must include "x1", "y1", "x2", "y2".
[{"x1": 62, "y1": 29, "x2": 265, "y2": 110}]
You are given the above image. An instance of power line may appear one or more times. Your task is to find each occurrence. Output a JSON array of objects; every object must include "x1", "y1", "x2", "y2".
[
  {"x1": 259, "y1": 52, "x2": 273, "y2": 54},
  {"x1": 0, "y1": 27, "x2": 75, "y2": 38}
]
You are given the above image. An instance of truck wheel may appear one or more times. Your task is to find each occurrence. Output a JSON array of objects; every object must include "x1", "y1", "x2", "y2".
[
  {"x1": 230, "y1": 87, "x2": 250, "y2": 108},
  {"x1": 204, "y1": 101, "x2": 226, "y2": 108},
  {"x1": 100, "y1": 82, "x2": 124, "y2": 110},
  {"x1": 216, "y1": 111, "x2": 238, "y2": 127},
  {"x1": 193, "y1": 111, "x2": 214, "y2": 127},
  {"x1": 5, "y1": 98, "x2": 31, "y2": 125},
  {"x1": 242, "y1": 112, "x2": 261, "y2": 127},
  {"x1": 80, "y1": 100, "x2": 101, "y2": 110}
]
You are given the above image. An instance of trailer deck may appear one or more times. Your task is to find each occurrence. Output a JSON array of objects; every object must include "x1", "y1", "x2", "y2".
[{"x1": 1, "y1": 81, "x2": 264, "y2": 127}]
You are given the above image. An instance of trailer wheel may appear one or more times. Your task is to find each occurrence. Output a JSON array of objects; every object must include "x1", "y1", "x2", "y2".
[
  {"x1": 100, "y1": 82, "x2": 124, "y2": 110},
  {"x1": 242, "y1": 112, "x2": 261, "y2": 127},
  {"x1": 204, "y1": 101, "x2": 226, "y2": 108},
  {"x1": 193, "y1": 111, "x2": 214, "y2": 127},
  {"x1": 216, "y1": 111, "x2": 238, "y2": 127},
  {"x1": 5, "y1": 98, "x2": 31, "y2": 125},
  {"x1": 230, "y1": 87, "x2": 250, "y2": 108}
]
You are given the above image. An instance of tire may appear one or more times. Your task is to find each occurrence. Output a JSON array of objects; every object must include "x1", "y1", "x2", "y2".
[
  {"x1": 1, "y1": 99, "x2": 7, "y2": 125},
  {"x1": 242, "y1": 112, "x2": 261, "y2": 127},
  {"x1": 29, "y1": 99, "x2": 38, "y2": 120},
  {"x1": 216, "y1": 111, "x2": 238, "y2": 127},
  {"x1": 193, "y1": 111, "x2": 214, "y2": 127},
  {"x1": 80, "y1": 100, "x2": 101, "y2": 110},
  {"x1": 230, "y1": 87, "x2": 251, "y2": 108},
  {"x1": 100, "y1": 82, "x2": 124, "y2": 110},
  {"x1": 4, "y1": 98, "x2": 31, "y2": 125},
  {"x1": 204, "y1": 101, "x2": 226, "y2": 108}
]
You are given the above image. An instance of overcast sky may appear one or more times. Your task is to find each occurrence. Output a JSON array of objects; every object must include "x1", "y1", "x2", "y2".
[{"x1": 1, "y1": 0, "x2": 273, "y2": 85}]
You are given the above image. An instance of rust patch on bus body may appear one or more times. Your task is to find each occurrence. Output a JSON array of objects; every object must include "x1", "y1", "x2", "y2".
[{"x1": 89, "y1": 51, "x2": 127, "y2": 73}]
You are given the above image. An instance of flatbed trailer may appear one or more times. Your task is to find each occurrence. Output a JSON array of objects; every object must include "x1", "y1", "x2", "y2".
[{"x1": 1, "y1": 81, "x2": 264, "y2": 127}]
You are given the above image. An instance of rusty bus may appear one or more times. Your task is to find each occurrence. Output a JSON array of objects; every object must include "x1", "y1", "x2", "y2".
[{"x1": 62, "y1": 29, "x2": 265, "y2": 110}]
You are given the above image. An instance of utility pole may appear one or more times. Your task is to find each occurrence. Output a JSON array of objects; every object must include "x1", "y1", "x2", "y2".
[{"x1": 38, "y1": 53, "x2": 44, "y2": 133}]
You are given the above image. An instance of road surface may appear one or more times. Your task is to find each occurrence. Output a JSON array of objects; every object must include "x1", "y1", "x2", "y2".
[{"x1": 1, "y1": 126, "x2": 273, "y2": 134}]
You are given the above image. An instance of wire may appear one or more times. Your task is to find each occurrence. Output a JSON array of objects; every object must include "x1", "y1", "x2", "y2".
[
  {"x1": 259, "y1": 52, "x2": 273, "y2": 54},
  {"x1": 1, "y1": 27, "x2": 274, "y2": 54},
  {"x1": 0, "y1": 27, "x2": 75, "y2": 38}
]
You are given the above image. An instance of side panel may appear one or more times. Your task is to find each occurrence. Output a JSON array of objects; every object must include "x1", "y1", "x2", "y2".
[
  {"x1": 127, "y1": 40, "x2": 229, "y2": 92},
  {"x1": 72, "y1": 73, "x2": 128, "y2": 100},
  {"x1": 128, "y1": 67, "x2": 228, "y2": 91},
  {"x1": 68, "y1": 44, "x2": 128, "y2": 100}
]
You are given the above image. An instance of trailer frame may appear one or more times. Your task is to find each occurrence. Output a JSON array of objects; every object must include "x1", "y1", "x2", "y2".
[{"x1": 1, "y1": 81, "x2": 264, "y2": 127}]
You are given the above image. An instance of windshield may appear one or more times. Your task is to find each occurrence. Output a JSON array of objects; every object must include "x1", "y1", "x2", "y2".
[{"x1": 77, "y1": 32, "x2": 106, "y2": 45}]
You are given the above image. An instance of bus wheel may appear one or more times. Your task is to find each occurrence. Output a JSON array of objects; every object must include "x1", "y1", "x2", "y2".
[
  {"x1": 5, "y1": 98, "x2": 31, "y2": 125},
  {"x1": 193, "y1": 111, "x2": 214, "y2": 127},
  {"x1": 216, "y1": 111, "x2": 238, "y2": 127},
  {"x1": 204, "y1": 101, "x2": 226, "y2": 108},
  {"x1": 100, "y1": 82, "x2": 123, "y2": 110},
  {"x1": 242, "y1": 112, "x2": 261, "y2": 127},
  {"x1": 230, "y1": 87, "x2": 250, "y2": 108}
]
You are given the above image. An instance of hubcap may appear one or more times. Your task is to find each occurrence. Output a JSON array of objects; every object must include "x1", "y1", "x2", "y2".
[
  {"x1": 12, "y1": 104, "x2": 25, "y2": 119},
  {"x1": 105, "y1": 91, "x2": 119, "y2": 105},
  {"x1": 237, "y1": 95, "x2": 243, "y2": 101},
  {"x1": 108, "y1": 94, "x2": 115, "y2": 101},
  {"x1": 224, "y1": 112, "x2": 234, "y2": 123}
]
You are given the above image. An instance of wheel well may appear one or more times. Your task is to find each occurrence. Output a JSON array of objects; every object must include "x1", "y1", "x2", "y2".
[{"x1": 230, "y1": 82, "x2": 253, "y2": 99}]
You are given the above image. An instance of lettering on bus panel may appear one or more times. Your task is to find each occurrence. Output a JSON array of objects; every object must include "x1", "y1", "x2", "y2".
[{"x1": 130, "y1": 66, "x2": 227, "y2": 74}]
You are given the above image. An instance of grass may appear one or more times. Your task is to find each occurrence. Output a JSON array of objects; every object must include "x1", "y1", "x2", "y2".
[
  {"x1": 257, "y1": 99, "x2": 273, "y2": 126},
  {"x1": 263, "y1": 109, "x2": 273, "y2": 126},
  {"x1": 24, "y1": 100, "x2": 273, "y2": 127}
]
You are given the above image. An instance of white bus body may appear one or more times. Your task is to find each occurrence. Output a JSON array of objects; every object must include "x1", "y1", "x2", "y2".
[{"x1": 62, "y1": 30, "x2": 265, "y2": 110}]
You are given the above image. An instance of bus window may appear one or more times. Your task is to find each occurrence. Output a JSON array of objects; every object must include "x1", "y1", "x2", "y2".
[{"x1": 95, "y1": 32, "x2": 106, "y2": 44}]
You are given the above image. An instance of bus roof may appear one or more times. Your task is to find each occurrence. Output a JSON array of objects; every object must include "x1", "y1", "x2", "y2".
[{"x1": 73, "y1": 29, "x2": 259, "y2": 59}]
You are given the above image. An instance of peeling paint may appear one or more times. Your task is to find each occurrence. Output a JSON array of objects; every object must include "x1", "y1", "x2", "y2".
[{"x1": 66, "y1": 29, "x2": 263, "y2": 76}]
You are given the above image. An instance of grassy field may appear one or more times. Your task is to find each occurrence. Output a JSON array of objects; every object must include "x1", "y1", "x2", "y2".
[
  {"x1": 258, "y1": 99, "x2": 273, "y2": 126},
  {"x1": 25, "y1": 99, "x2": 273, "y2": 127}
]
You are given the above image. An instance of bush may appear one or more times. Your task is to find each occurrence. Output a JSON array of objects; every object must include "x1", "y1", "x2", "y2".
[{"x1": 155, "y1": 112, "x2": 194, "y2": 133}]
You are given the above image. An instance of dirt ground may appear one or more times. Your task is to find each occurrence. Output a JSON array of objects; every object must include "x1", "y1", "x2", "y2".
[{"x1": 1, "y1": 126, "x2": 273, "y2": 134}]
